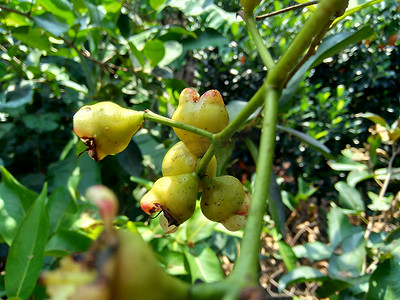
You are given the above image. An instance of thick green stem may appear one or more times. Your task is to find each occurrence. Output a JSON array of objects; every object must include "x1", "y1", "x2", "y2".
[
  {"x1": 229, "y1": 87, "x2": 280, "y2": 283},
  {"x1": 267, "y1": 0, "x2": 348, "y2": 88},
  {"x1": 143, "y1": 110, "x2": 214, "y2": 141},
  {"x1": 243, "y1": 13, "x2": 275, "y2": 70}
]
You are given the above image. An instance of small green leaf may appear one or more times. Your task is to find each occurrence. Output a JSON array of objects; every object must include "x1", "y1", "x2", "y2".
[
  {"x1": 347, "y1": 169, "x2": 374, "y2": 187},
  {"x1": 356, "y1": 112, "x2": 388, "y2": 127},
  {"x1": 278, "y1": 241, "x2": 297, "y2": 271},
  {"x1": 184, "y1": 244, "x2": 224, "y2": 283},
  {"x1": 150, "y1": 0, "x2": 165, "y2": 10},
  {"x1": 143, "y1": 39, "x2": 165, "y2": 67},
  {"x1": 292, "y1": 241, "x2": 333, "y2": 262},
  {"x1": 278, "y1": 266, "x2": 325, "y2": 292},
  {"x1": 186, "y1": 207, "x2": 216, "y2": 244},
  {"x1": 5, "y1": 184, "x2": 50, "y2": 300},
  {"x1": 36, "y1": 0, "x2": 76, "y2": 25},
  {"x1": 367, "y1": 191, "x2": 392, "y2": 212},
  {"x1": 47, "y1": 187, "x2": 78, "y2": 233},
  {"x1": 335, "y1": 182, "x2": 365, "y2": 212},
  {"x1": 328, "y1": 156, "x2": 367, "y2": 171}
]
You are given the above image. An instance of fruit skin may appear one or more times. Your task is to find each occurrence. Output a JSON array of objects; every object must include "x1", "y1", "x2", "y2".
[
  {"x1": 221, "y1": 214, "x2": 247, "y2": 231},
  {"x1": 73, "y1": 101, "x2": 144, "y2": 161},
  {"x1": 141, "y1": 173, "x2": 199, "y2": 226},
  {"x1": 240, "y1": 0, "x2": 261, "y2": 13},
  {"x1": 162, "y1": 141, "x2": 217, "y2": 190},
  {"x1": 172, "y1": 88, "x2": 229, "y2": 157},
  {"x1": 200, "y1": 175, "x2": 245, "y2": 222}
]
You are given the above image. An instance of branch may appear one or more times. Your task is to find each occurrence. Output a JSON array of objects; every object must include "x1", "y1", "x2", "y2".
[{"x1": 255, "y1": 1, "x2": 319, "y2": 20}]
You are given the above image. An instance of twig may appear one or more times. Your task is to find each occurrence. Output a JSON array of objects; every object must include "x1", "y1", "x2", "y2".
[{"x1": 256, "y1": 1, "x2": 319, "y2": 20}]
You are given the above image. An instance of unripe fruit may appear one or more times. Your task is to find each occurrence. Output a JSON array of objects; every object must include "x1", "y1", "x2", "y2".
[
  {"x1": 240, "y1": 0, "x2": 261, "y2": 13},
  {"x1": 162, "y1": 141, "x2": 217, "y2": 190},
  {"x1": 221, "y1": 214, "x2": 247, "y2": 231},
  {"x1": 73, "y1": 101, "x2": 144, "y2": 161},
  {"x1": 200, "y1": 175, "x2": 245, "y2": 222},
  {"x1": 172, "y1": 88, "x2": 229, "y2": 157},
  {"x1": 141, "y1": 173, "x2": 199, "y2": 227}
]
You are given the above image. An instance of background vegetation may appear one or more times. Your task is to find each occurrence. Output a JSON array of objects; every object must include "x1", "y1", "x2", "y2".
[{"x1": 0, "y1": 0, "x2": 399, "y2": 299}]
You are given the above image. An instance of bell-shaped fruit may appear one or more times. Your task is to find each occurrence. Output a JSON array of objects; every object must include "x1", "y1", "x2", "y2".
[
  {"x1": 172, "y1": 88, "x2": 229, "y2": 157},
  {"x1": 73, "y1": 101, "x2": 144, "y2": 161},
  {"x1": 162, "y1": 141, "x2": 217, "y2": 181},
  {"x1": 141, "y1": 173, "x2": 199, "y2": 227},
  {"x1": 200, "y1": 175, "x2": 245, "y2": 222}
]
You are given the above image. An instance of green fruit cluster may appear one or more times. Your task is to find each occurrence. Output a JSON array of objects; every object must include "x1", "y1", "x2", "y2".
[{"x1": 140, "y1": 88, "x2": 250, "y2": 233}]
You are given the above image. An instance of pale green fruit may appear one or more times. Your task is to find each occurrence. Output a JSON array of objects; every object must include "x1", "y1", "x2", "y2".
[
  {"x1": 240, "y1": 0, "x2": 261, "y2": 13},
  {"x1": 73, "y1": 101, "x2": 144, "y2": 161},
  {"x1": 172, "y1": 88, "x2": 229, "y2": 157},
  {"x1": 221, "y1": 214, "x2": 247, "y2": 231}
]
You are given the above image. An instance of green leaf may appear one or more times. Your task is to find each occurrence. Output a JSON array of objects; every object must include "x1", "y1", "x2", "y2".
[
  {"x1": 347, "y1": 169, "x2": 374, "y2": 187},
  {"x1": 5, "y1": 184, "x2": 50, "y2": 300},
  {"x1": 329, "y1": 231, "x2": 366, "y2": 279},
  {"x1": 22, "y1": 113, "x2": 60, "y2": 133},
  {"x1": 150, "y1": 0, "x2": 165, "y2": 10},
  {"x1": 36, "y1": 0, "x2": 76, "y2": 26},
  {"x1": 277, "y1": 125, "x2": 333, "y2": 158},
  {"x1": 278, "y1": 266, "x2": 325, "y2": 292},
  {"x1": 128, "y1": 42, "x2": 146, "y2": 69},
  {"x1": 327, "y1": 205, "x2": 353, "y2": 248},
  {"x1": 143, "y1": 39, "x2": 165, "y2": 67},
  {"x1": 47, "y1": 187, "x2": 78, "y2": 234},
  {"x1": 33, "y1": 12, "x2": 70, "y2": 36},
  {"x1": 374, "y1": 167, "x2": 400, "y2": 181},
  {"x1": 328, "y1": 156, "x2": 367, "y2": 171},
  {"x1": 0, "y1": 167, "x2": 38, "y2": 245},
  {"x1": 279, "y1": 27, "x2": 374, "y2": 112},
  {"x1": 159, "y1": 41, "x2": 183, "y2": 66},
  {"x1": 184, "y1": 244, "x2": 224, "y2": 283},
  {"x1": 45, "y1": 229, "x2": 92, "y2": 257},
  {"x1": 366, "y1": 257, "x2": 400, "y2": 300},
  {"x1": 12, "y1": 27, "x2": 51, "y2": 51},
  {"x1": 367, "y1": 191, "x2": 392, "y2": 212},
  {"x1": 278, "y1": 241, "x2": 297, "y2": 271},
  {"x1": 316, "y1": 278, "x2": 353, "y2": 298},
  {"x1": 335, "y1": 182, "x2": 365, "y2": 212},
  {"x1": 292, "y1": 241, "x2": 333, "y2": 262},
  {"x1": 159, "y1": 250, "x2": 188, "y2": 276},
  {"x1": 186, "y1": 207, "x2": 216, "y2": 244},
  {"x1": 2, "y1": 82, "x2": 34, "y2": 109},
  {"x1": 356, "y1": 112, "x2": 388, "y2": 127}
]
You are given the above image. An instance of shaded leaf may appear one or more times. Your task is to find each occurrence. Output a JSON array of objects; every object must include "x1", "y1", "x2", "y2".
[
  {"x1": 366, "y1": 257, "x2": 400, "y2": 300},
  {"x1": 278, "y1": 241, "x2": 297, "y2": 271},
  {"x1": 0, "y1": 167, "x2": 38, "y2": 245},
  {"x1": 184, "y1": 244, "x2": 224, "y2": 283},
  {"x1": 335, "y1": 182, "x2": 365, "y2": 212},
  {"x1": 33, "y1": 12, "x2": 70, "y2": 36},
  {"x1": 292, "y1": 241, "x2": 333, "y2": 262},
  {"x1": 279, "y1": 266, "x2": 325, "y2": 292},
  {"x1": 47, "y1": 187, "x2": 78, "y2": 234},
  {"x1": 327, "y1": 205, "x2": 353, "y2": 248},
  {"x1": 45, "y1": 229, "x2": 92, "y2": 257},
  {"x1": 5, "y1": 184, "x2": 49, "y2": 300}
]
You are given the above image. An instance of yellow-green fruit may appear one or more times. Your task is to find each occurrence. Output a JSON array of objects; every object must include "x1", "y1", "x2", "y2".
[
  {"x1": 162, "y1": 141, "x2": 217, "y2": 182},
  {"x1": 140, "y1": 173, "x2": 199, "y2": 226},
  {"x1": 200, "y1": 175, "x2": 245, "y2": 222},
  {"x1": 221, "y1": 214, "x2": 247, "y2": 231},
  {"x1": 172, "y1": 88, "x2": 229, "y2": 157},
  {"x1": 73, "y1": 101, "x2": 144, "y2": 161},
  {"x1": 240, "y1": 0, "x2": 261, "y2": 13}
]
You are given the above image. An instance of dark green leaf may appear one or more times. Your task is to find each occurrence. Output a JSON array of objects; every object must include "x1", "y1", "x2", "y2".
[
  {"x1": 278, "y1": 266, "x2": 325, "y2": 292},
  {"x1": 335, "y1": 182, "x2": 365, "y2": 212},
  {"x1": 0, "y1": 167, "x2": 38, "y2": 245},
  {"x1": 33, "y1": 13, "x2": 69, "y2": 36},
  {"x1": 268, "y1": 172, "x2": 285, "y2": 236},
  {"x1": 5, "y1": 184, "x2": 49, "y2": 300},
  {"x1": 366, "y1": 257, "x2": 400, "y2": 300},
  {"x1": 2, "y1": 82, "x2": 33, "y2": 109},
  {"x1": 277, "y1": 125, "x2": 333, "y2": 158},
  {"x1": 316, "y1": 278, "x2": 352, "y2": 298},
  {"x1": 184, "y1": 244, "x2": 224, "y2": 283}
]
